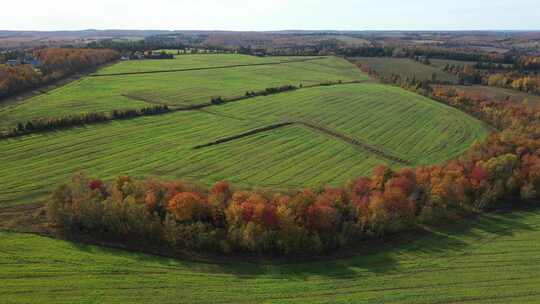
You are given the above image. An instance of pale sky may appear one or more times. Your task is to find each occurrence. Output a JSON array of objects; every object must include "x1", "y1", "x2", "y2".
[{"x1": 1, "y1": 0, "x2": 539, "y2": 31}]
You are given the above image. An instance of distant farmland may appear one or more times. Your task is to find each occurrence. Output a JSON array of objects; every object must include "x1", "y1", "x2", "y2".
[
  {"x1": 436, "y1": 84, "x2": 540, "y2": 104},
  {"x1": 429, "y1": 58, "x2": 477, "y2": 69},
  {"x1": 351, "y1": 57, "x2": 459, "y2": 84},
  {"x1": 0, "y1": 55, "x2": 489, "y2": 207}
]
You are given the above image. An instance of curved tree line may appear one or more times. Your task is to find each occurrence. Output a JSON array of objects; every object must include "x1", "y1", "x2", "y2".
[{"x1": 47, "y1": 80, "x2": 540, "y2": 255}]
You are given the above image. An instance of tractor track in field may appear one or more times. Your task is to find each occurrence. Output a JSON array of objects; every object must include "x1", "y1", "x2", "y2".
[
  {"x1": 196, "y1": 108, "x2": 251, "y2": 121},
  {"x1": 296, "y1": 121, "x2": 411, "y2": 165},
  {"x1": 1, "y1": 80, "x2": 366, "y2": 140},
  {"x1": 89, "y1": 57, "x2": 327, "y2": 77},
  {"x1": 193, "y1": 120, "x2": 411, "y2": 165},
  {"x1": 192, "y1": 122, "x2": 295, "y2": 149}
]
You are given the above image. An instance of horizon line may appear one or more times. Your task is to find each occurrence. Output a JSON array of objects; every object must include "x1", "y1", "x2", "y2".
[{"x1": 2, "y1": 28, "x2": 540, "y2": 33}]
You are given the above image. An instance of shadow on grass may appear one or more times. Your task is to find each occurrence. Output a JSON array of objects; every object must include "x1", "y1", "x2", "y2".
[{"x1": 67, "y1": 202, "x2": 539, "y2": 280}]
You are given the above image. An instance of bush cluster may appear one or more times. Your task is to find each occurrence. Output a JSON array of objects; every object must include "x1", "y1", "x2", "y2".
[{"x1": 243, "y1": 85, "x2": 297, "y2": 98}]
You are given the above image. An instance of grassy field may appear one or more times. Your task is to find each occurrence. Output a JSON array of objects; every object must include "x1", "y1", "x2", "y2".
[
  {"x1": 2, "y1": 205, "x2": 539, "y2": 303},
  {"x1": 95, "y1": 54, "x2": 314, "y2": 75},
  {"x1": 211, "y1": 83, "x2": 490, "y2": 165},
  {"x1": 0, "y1": 82, "x2": 489, "y2": 207},
  {"x1": 0, "y1": 52, "x2": 531, "y2": 304},
  {"x1": 351, "y1": 57, "x2": 458, "y2": 84},
  {"x1": 0, "y1": 55, "x2": 364, "y2": 131}
]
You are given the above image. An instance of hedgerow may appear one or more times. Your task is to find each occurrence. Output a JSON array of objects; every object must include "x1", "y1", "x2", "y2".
[{"x1": 1, "y1": 105, "x2": 169, "y2": 139}]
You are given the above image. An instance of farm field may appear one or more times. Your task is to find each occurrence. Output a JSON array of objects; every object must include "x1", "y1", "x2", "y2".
[
  {"x1": 210, "y1": 83, "x2": 490, "y2": 165},
  {"x1": 429, "y1": 59, "x2": 514, "y2": 70},
  {"x1": 1, "y1": 205, "x2": 539, "y2": 303},
  {"x1": 0, "y1": 55, "x2": 364, "y2": 132},
  {"x1": 2, "y1": 7, "x2": 540, "y2": 304},
  {"x1": 350, "y1": 57, "x2": 459, "y2": 83},
  {"x1": 2, "y1": 41, "x2": 538, "y2": 304},
  {"x1": 429, "y1": 58, "x2": 477, "y2": 69},
  {"x1": 436, "y1": 84, "x2": 540, "y2": 104},
  {"x1": 0, "y1": 82, "x2": 489, "y2": 207},
  {"x1": 95, "y1": 54, "x2": 318, "y2": 75}
]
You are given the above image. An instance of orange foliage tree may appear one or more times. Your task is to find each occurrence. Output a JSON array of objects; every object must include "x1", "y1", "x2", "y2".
[{"x1": 47, "y1": 79, "x2": 540, "y2": 255}]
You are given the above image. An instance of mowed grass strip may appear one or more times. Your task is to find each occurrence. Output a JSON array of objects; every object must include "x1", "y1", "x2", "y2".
[
  {"x1": 0, "y1": 56, "x2": 366, "y2": 131},
  {"x1": 1, "y1": 206, "x2": 539, "y2": 303},
  {"x1": 211, "y1": 83, "x2": 491, "y2": 165}
]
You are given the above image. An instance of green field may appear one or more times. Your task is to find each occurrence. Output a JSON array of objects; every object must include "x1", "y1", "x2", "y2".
[
  {"x1": 210, "y1": 84, "x2": 489, "y2": 165},
  {"x1": 0, "y1": 54, "x2": 504, "y2": 302},
  {"x1": 95, "y1": 54, "x2": 314, "y2": 75},
  {"x1": 0, "y1": 82, "x2": 489, "y2": 207},
  {"x1": 2, "y1": 206, "x2": 539, "y2": 303},
  {"x1": 0, "y1": 55, "x2": 364, "y2": 131},
  {"x1": 352, "y1": 57, "x2": 459, "y2": 84}
]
